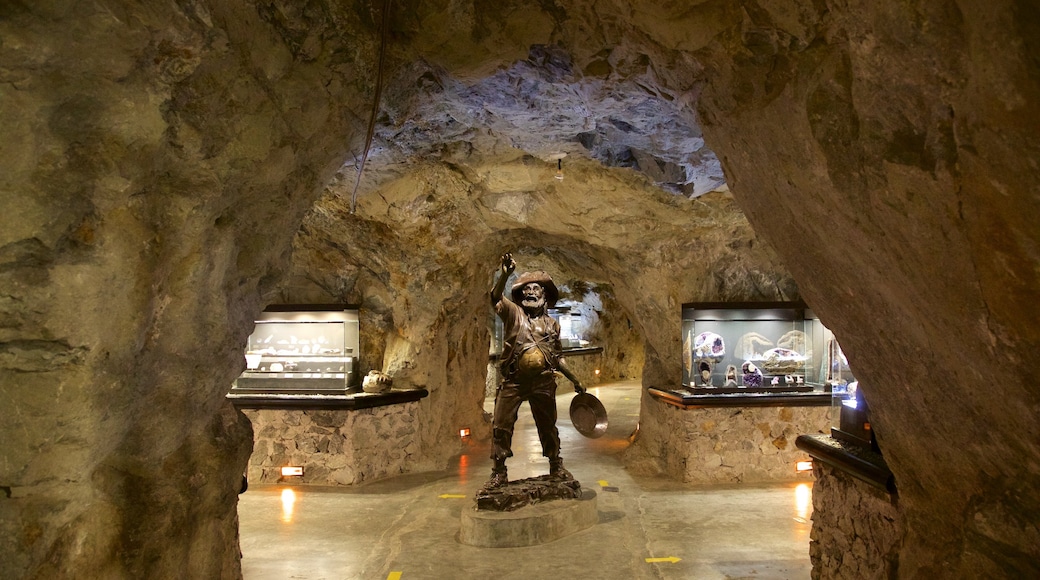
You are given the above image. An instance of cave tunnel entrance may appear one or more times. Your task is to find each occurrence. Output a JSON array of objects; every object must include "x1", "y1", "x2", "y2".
[{"x1": 225, "y1": 50, "x2": 800, "y2": 571}]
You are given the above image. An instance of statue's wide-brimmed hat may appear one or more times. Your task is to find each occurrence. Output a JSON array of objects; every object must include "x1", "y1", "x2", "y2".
[{"x1": 510, "y1": 271, "x2": 559, "y2": 307}]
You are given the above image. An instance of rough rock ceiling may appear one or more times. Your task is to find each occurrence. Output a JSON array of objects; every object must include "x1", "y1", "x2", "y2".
[{"x1": 346, "y1": 44, "x2": 725, "y2": 199}]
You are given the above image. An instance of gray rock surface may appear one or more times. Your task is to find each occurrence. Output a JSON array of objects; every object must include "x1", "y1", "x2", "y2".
[{"x1": 694, "y1": 3, "x2": 1040, "y2": 576}]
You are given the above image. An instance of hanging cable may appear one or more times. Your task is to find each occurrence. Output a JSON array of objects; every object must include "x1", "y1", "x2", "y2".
[{"x1": 350, "y1": 0, "x2": 392, "y2": 214}]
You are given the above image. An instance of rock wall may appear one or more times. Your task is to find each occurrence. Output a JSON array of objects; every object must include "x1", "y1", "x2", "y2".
[
  {"x1": 1, "y1": 2, "x2": 378, "y2": 577},
  {"x1": 694, "y1": 1, "x2": 1040, "y2": 575},
  {"x1": 810, "y1": 463, "x2": 904, "y2": 579},
  {"x1": 649, "y1": 404, "x2": 833, "y2": 483},
  {"x1": 242, "y1": 403, "x2": 427, "y2": 486},
  {"x1": 579, "y1": 285, "x2": 646, "y2": 382},
  {"x1": 560, "y1": 352, "x2": 606, "y2": 387}
]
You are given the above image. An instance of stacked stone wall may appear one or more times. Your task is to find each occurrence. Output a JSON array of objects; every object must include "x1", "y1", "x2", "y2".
[
  {"x1": 563, "y1": 352, "x2": 605, "y2": 386},
  {"x1": 661, "y1": 404, "x2": 834, "y2": 483},
  {"x1": 242, "y1": 402, "x2": 425, "y2": 486},
  {"x1": 809, "y1": 463, "x2": 904, "y2": 579}
]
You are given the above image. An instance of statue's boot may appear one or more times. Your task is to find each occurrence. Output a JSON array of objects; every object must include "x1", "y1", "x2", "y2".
[
  {"x1": 484, "y1": 460, "x2": 508, "y2": 488},
  {"x1": 549, "y1": 458, "x2": 573, "y2": 480}
]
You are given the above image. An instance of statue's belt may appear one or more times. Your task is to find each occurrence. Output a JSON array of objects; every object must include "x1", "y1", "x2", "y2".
[{"x1": 502, "y1": 342, "x2": 557, "y2": 375}]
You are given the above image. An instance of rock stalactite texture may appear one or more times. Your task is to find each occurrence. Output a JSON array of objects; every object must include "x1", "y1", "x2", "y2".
[{"x1": 1, "y1": 1, "x2": 1037, "y2": 578}]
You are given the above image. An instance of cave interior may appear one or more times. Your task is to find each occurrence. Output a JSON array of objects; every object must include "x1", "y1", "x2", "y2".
[{"x1": 1, "y1": 1, "x2": 1038, "y2": 578}]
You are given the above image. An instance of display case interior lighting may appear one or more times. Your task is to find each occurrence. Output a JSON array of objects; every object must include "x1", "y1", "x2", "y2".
[
  {"x1": 795, "y1": 460, "x2": 813, "y2": 472},
  {"x1": 459, "y1": 428, "x2": 471, "y2": 438},
  {"x1": 281, "y1": 466, "x2": 304, "y2": 477}
]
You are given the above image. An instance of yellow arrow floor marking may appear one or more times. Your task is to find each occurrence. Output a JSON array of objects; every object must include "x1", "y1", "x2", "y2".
[
  {"x1": 645, "y1": 556, "x2": 682, "y2": 563},
  {"x1": 439, "y1": 494, "x2": 466, "y2": 499},
  {"x1": 388, "y1": 572, "x2": 402, "y2": 580},
  {"x1": 598, "y1": 480, "x2": 610, "y2": 487}
]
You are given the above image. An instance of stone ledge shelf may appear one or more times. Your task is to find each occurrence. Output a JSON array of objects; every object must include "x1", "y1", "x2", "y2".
[
  {"x1": 796, "y1": 433, "x2": 895, "y2": 493},
  {"x1": 648, "y1": 386, "x2": 832, "y2": 408},
  {"x1": 226, "y1": 388, "x2": 428, "y2": 410}
]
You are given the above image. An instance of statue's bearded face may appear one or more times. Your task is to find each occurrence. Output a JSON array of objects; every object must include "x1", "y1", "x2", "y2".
[{"x1": 520, "y1": 282, "x2": 546, "y2": 311}]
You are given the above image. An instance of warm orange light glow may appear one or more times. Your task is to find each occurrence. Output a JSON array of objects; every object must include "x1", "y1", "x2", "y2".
[
  {"x1": 628, "y1": 422, "x2": 640, "y2": 443},
  {"x1": 457, "y1": 454, "x2": 470, "y2": 485},
  {"x1": 796, "y1": 460, "x2": 813, "y2": 472},
  {"x1": 594, "y1": 369, "x2": 600, "y2": 375},
  {"x1": 280, "y1": 488, "x2": 296, "y2": 523},
  {"x1": 459, "y1": 428, "x2": 471, "y2": 438},
  {"x1": 795, "y1": 483, "x2": 811, "y2": 520},
  {"x1": 281, "y1": 466, "x2": 303, "y2": 477}
]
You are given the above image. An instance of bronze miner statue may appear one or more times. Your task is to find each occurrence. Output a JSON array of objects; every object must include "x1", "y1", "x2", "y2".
[{"x1": 485, "y1": 252, "x2": 585, "y2": 490}]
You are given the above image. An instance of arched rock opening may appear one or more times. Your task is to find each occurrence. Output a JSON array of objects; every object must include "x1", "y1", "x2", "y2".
[{"x1": 280, "y1": 154, "x2": 789, "y2": 472}]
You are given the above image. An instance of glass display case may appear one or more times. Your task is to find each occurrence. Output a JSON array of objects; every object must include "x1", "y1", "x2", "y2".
[
  {"x1": 670, "y1": 301, "x2": 860, "y2": 407},
  {"x1": 232, "y1": 305, "x2": 360, "y2": 394},
  {"x1": 553, "y1": 305, "x2": 593, "y2": 349},
  {"x1": 812, "y1": 322, "x2": 875, "y2": 448},
  {"x1": 812, "y1": 317, "x2": 857, "y2": 391},
  {"x1": 489, "y1": 305, "x2": 596, "y2": 356},
  {"x1": 682, "y1": 302, "x2": 821, "y2": 393}
]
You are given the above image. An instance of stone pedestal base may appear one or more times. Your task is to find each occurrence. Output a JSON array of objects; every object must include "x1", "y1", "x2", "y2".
[{"x1": 460, "y1": 488, "x2": 598, "y2": 547}]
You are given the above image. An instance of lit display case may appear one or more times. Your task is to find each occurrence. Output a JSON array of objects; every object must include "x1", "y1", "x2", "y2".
[
  {"x1": 795, "y1": 334, "x2": 890, "y2": 491},
  {"x1": 816, "y1": 327, "x2": 874, "y2": 449},
  {"x1": 232, "y1": 305, "x2": 360, "y2": 394},
  {"x1": 554, "y1": 305, "x2": 593, "y2": 349},
  {"x1": 815, "y1": 320, "x2": 857, "y2": 391},
  {"x1": 489, "y1": 305, "x2": 599, "y2": 357},
  {"x1": 646, "y1": 302, "x2": 844, "y2": 407},
  {"x1": 682, "y1": 302, "x2": 823, "y2": 393}
]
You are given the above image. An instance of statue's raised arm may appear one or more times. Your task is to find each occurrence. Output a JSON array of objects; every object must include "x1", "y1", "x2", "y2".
[{"x1": 491, "y1": 252, "x2": 516, "y2": 305}]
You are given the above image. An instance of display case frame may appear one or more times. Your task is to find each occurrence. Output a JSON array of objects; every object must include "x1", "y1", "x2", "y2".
[
  {"x1": 488, "y1": 305, "x2": 601, "y2": 360},
  {"x1": 652, "y1": 301, "x2": 844, "y2": 407},
  {"x1": 231, "y1": 304, "x2": 361, "y2": 395},
  {"x1": 682, "y1": 301, "x2": 819, "y2": 391}
]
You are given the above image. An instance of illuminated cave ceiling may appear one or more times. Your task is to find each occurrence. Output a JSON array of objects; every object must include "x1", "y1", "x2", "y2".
[
  {"x1": 332, "y1": 43, "x2": 724, "y2": 201},
  {"x1": 285, "y1": 32, "x2": 792, "y2": 392}
]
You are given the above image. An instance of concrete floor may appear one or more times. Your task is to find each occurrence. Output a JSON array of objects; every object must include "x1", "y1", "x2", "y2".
[{"x1": 238, "y1": 380, "x2": 813, "y2": 579}]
